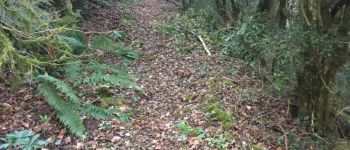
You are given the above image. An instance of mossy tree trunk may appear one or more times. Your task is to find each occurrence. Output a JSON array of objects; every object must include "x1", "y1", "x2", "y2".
[{"x1": 296, "y1": 0, "x2": 350, "y2": 128}]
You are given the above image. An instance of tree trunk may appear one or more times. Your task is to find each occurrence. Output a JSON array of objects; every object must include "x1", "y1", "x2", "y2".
[
  {"x1": 297, "y1": 0, "x2": 350, "y2": 128},
  {"x1": 215, "y1": 0, "x2": 228, "y2": 21},
  {"x1": 269, "y1": 0, "x2": 287, "y2": 27}
]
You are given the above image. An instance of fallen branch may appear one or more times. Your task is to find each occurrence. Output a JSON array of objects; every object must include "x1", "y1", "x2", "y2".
[
  {"x1": 176, "y1": 23, "x2": 212, "y2": 56},
  {"x1": 278, "y1": 125, "x2": 289, "y2": 150},
  {"x1": 186, "y1": 30, "x2": 212, "y2": 56}
]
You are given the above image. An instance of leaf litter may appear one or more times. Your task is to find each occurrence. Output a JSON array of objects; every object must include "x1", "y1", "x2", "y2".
[{"x1": 0, "y1": 0, "x2": 329, "y2": 149}]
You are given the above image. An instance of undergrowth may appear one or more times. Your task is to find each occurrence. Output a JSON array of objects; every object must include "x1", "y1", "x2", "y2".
[
  {"x1": 204, "y1": 103, "x2": 233, "y2": 131},
  {"x1": 0, "y1": 0, "x2": 140, "y2": 138}
]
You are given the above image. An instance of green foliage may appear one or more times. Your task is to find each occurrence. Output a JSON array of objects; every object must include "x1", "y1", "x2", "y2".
[
  {"x1": 207, "y1": 136, "x2": 229, "y2": 149},
  {"x1": 222, "y1": 13, "x2": 347, "y2": 94},
  {"x1": 63, "y1": 61, "x2": 139, "y2": 90},
  {"x1": 0, "y1": 130, "x2": 49, "y2": 150},
  {"x1": 176, "y1": 120, "x2": 206, "y2": 140},
  {"x1": 0, "y1": 0, "x2": 78, "y2": 73},
  {"x1": 110, "y1": 30, "x2": 127, "y2": 42},
  {"x1": 91, "y1": 35, "x2": 139, "y2": 59},
  {"x1": 0, "y1": 0, "x2": 140, "y2": 139},
  {"x1": 220, "y1": 14, "x2": 303, "y2": 91},
  {"x1": 117, "y1": 112, "x2": 132, "y2": 122},
  {"x1": 37, "y1": 82, "x2": 86, "y2": 138},
  {"x1": 203, "y1": 103, "x2": 233, "y2": 130},
  {"x1": 58, "y1": 32, "x2": 87, "y2": 55},
  {"x1": 37, "y1": 62, "x2": 137, "y2": 138},
  {"x1": 38, "y1": 115, "x2": 50, "y2": 123}
]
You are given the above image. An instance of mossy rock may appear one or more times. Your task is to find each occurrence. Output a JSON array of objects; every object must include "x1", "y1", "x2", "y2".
[{"x1": 204, "y1": 102, "x2": 233, "y2": 130}]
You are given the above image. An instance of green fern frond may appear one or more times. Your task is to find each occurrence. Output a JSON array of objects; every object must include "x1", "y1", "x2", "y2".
[
  {"x1": 37, "y1": 74, "x2": 82, "y2": 105},
  {"x1": 86, "y1": 61, "x2": 133, "y2": 80},
  {"x1": 58, "y1": 36, "x2": 85, "y2": 55},
  {"x1": 72, "y1": 61, "x2": 140, "y2": 90},
  {"x1": 91, "y1": 35, "x2": 121, "y2": 55},
  {"x1": 59, "y1": 31, "x2": 87, "y2": 55},
  {"x1": 37, "y1": 83, "x2": 85, "y2": 138},
  {"x1": 57, "y1": 111, "x2": 85, "y2": 138},
  {"x1": 81, "y1": 104, "x2": 117, "y2": 120},
  {"x1": 97, "y1": 74, "x2": 139, "y2": 90},
  {"x1": 90, "y1": 35, "x2": 139, "y2": 59},
  {"x1": 64, "y1": 61, "x2": 82, "y2": 84}
]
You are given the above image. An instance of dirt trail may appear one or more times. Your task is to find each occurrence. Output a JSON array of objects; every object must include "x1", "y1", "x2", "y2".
[
  {"x1": 126, "y1": 0, "x2": 192, "y2": 148},
  {"x1": 120, "y1": 0, "x2": 209, "y2": 148},
  {"x1": 115, "y1": 0, "x2": 249, "y2": 149}
]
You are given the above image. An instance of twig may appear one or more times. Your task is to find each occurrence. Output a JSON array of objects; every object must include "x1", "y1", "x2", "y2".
[
  {"x1": 300, "y1": 1, "x2": 311, "y2": 26},
  {"x1": 320, "y1": 75, "x2": 335, "y2": 94},
  {"x1": 313, "y1": 133, "x2": 327, "y2": 143},
  {"x1": 176, "y1": 23, "x2": 212, "y2": 56},
  {"x1": 197, "y1": 35, "x2": 212, "y2": 56},
  {"x1": 311, "y1": 110, "x2": 315, "y2": 133},
  {"x1": 186, "y1": 30, "x2": 212, "y2": 56},
  {"x1": 278, "y1": 125, "x2": 289, "y2": 150}
]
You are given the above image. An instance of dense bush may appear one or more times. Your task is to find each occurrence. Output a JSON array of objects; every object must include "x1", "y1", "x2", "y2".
[{"x1": 221, "y1": 14, "x2": 303, "y2": 91}]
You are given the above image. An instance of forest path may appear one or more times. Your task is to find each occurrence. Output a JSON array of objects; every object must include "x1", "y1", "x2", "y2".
[
  {"x1": 116, "y1": 0, "x2": 265, "y2": 149},
  {"x1": 123, "y1": 0, "x2": 200, "y2": 148}
]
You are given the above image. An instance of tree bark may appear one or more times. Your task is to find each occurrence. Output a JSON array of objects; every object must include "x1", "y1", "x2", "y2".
[{"x1": 297, "y1": 0, "x2": 350, "y2": 128}]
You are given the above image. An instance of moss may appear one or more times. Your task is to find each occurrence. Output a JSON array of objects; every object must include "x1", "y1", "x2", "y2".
[
  {"x1": 204, "y1": 102, "x2": 233, "y2": 130},
  {"x1": 206, "y1": 76, "x2": 237, "y2": 102},
  {"x1": 183, "y1": 106, "x2": 192, "y2": 114},
  {"x1": 184, "y1": 94, "x2": 193, "y2": 102}
]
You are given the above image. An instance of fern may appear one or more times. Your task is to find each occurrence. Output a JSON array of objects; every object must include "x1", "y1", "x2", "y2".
[
  {"x1": 37, "y1": 75, "x2": 82, "y2": 105},
  {"x1": 37, "y1": 83, "x2": 85, "y2": 138},
  {"x1": 1, "y1": 0, "x2": 140, "y2": 139},
  {"x1": 64, "y1": 61, "x2": 82, "y2": 84},
  {"x1": 95, "y1": 74, "x2": 139, "y2": 90},
  {"x1": 63, "y1": 61, "x2": 140, "y2": 90},
  {"x1": 37, "y1": 61, "x2": 140, "y2": 137},
  {"x1": 91, "y1": 35, "x2": 139, "y2": 59},
  {"x1": 58, "y1": 31, "x2": 87, "y2": 55},
  {"x1": 37, "y1": 74, "x2": 125, "y2": 138},
  {"x1": 91, "y1": 36, "x2": 121, "y2": 54},
  {"x1": 81, "y1": 104, "x2": 117, "y2": 120}
]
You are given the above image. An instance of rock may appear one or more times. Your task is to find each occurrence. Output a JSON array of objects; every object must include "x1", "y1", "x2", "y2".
[{"x1": 111, "y1": 136, "x2": 121, "y2": 143}]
